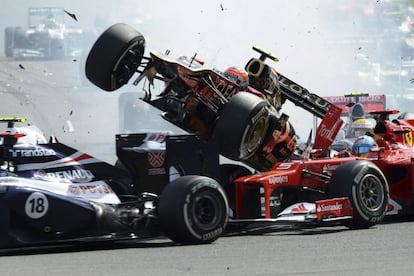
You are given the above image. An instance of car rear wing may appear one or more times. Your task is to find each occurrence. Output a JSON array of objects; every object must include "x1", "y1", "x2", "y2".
[
  {"x1": 115, "y1": 133, "x2": 220, "y2": 195},
  {"x1": 277, "y1": 73, "x2": 343, "y2": 150},
  {"x1": 278, "y1": 73, "x2": 330, "y2": 119}
]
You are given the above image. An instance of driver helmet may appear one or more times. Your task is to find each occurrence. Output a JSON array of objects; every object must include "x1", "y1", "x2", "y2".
[
  {"x1": 223, "y1": 67, "x2": 249, "y2": 89},
  {"x1": 349, "y1": 118, "x2": 374, "y2": 139},
  {"x1": 3, "y1": 126, "x2": 47, "y2": 145},
  {"x1": 352, "y1": 134, "x2": 376, "y2": 156},
  {"x1": 44, "y1": 13, "x2": 59, "y2": 29}
]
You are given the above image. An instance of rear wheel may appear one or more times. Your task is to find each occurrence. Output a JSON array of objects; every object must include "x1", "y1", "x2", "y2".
[
  {"x1": 85, "y1": 23, "x2": 145, "y2": 91},
  {"x1": 158, "y1": 175, "x2": 228, "y2": 244},
  {"x1": 328, "y1": 160, "x2": 389, "y2": 229},
  {"x1": 214, "y1": 92, "x2": 270, "y2": 161}
]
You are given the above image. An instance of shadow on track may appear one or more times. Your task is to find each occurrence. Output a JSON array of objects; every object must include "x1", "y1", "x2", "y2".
[
  {"x1": 224, "y1": 221, "x2": 348, "y2": 237},
  {"x1": 224, "y1": 215, "x2": 414, "y2": 237},
  {"x1": 0, "y1": 237, "x2": 178, "y2": 256}
]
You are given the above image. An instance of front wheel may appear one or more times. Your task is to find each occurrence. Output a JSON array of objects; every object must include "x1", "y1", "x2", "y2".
[
  {"x1": 158, "y1": 175, "x2": 228, "y2": 244},
  {"x1": 85, "y1": 23, "x2": 145, "y2": 91},
  {"x1": 214, "y1": 92, "x2": 270, "y2": 161},
  {"x1": 328, "y1": 160, "x2": 389, "y2": 229}
]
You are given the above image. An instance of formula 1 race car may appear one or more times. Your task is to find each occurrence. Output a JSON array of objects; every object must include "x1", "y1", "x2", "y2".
[
  {"x1": 230, "y1": 107, "x2": 414, "y2": 229},
  {"x1": 4, "y1": 7, "x2": 91, "y2": 58},
  {"x1": 0, "y1": 117, "x2": 228, "y2": 248},
  {"x1": 84, "y1": 23, "x2": 390, "y2": 230},
  {"x1": 85, "y1": 23, "x2": 341, "y2": 173}
]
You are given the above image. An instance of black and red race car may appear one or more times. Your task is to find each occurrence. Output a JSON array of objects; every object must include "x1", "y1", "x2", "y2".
[
  {"x1": 85, "y1": 23, "x2": 340, "y2": 173},
  {"x1": 85, "y1": 23, "x2": 396, "y2": 230}
]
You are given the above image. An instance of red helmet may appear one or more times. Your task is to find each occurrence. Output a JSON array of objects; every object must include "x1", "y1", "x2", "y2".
[{"x1": 223, "y1": 67, "x2": 248, "y2": 89}]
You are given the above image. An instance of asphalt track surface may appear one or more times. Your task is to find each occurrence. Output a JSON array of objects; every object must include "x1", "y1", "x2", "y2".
[{"x1": 1, "y1": 58, "x2": 414, "y2": 276}]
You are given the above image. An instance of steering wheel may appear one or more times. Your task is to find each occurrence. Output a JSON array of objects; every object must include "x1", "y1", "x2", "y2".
[{"x1": 252, "y1": 46, "x2": 279, "y2": 62}]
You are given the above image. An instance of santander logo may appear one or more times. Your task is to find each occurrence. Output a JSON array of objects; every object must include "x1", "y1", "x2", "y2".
[{"x1": 317, "y1": 203, "x2": 343, "y2": 212}]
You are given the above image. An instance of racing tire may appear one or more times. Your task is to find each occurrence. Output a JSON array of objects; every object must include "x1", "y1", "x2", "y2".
[
  {"x1": 85, "y1": 23, "x2": 145, "y2": 91},
  {"x1": 327, "y1": 160, "x2": 389, "y2": 229},
  {"x1": 214, "y1": 92, "x2": 270, "y2": 161},
  {"x1": 4, "y1": 27, "x2": 15, "y2": 57},
  {"x1": 158, "y1": 175, "x2": 228, "y2": 244}
]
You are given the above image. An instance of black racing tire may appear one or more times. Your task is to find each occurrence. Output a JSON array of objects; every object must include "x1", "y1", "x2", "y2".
[
  {"x1": 4, "y1": 27, "x2": 15, "y2": 57},
  {"x1": 214, "y1": 92, "x2": 270, "y2": 161},
  {"x1": 158, "y1": 175, "x2": 229, "y2": 244},
  {"x1": 328, "y1": 160, "x2": 389, "y2": 229},
  {"x1": 85, "y1": 23, "x2": 145, "y2": 91}
]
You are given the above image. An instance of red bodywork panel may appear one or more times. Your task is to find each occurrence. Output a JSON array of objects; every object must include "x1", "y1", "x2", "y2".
[
  {"x1": 314, "y1": 104, "x2": 344, "y2": 151},
  {"x1": 234, "y1": 158, "x2": 357, "y2": 218},
  {"x1": 315, "y1": 198, "x2": 353, "y2": 221}
]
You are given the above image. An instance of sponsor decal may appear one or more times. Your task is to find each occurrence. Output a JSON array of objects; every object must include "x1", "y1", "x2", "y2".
[
  {"x1": 314, "y1": 104, "x2": 343, "y2": 150},
  {"x1": 68, "y1": 184, "x2": 81, "y2": 195},
  {"x1": 317, "y1": 202, "x2": 343, "y2": 212},
  {"x1": 67, "y1": 183, "x2": 114, "y2": 196},
  {"x1": 278, "y1": 75, "x2": 331, "y2": 112},
  {"x1": 276, "y1": 163, "x2": 293, "y2": 170},
  {"x1": 40, "y1": 169, "x2": 95, "y2": 183},
  {"x1": 9, "y1": 148, "x2": 56, "y2": 157},
  {"x1": 323, "y1": 95, "x2": 386, "y2": 113},
  {"x1": 145, "y1": 133, "x2": 167, "y2": 143},
  {"x1": 291, "y1": 203, "x2": 309, "y2": 213},
  {"x1": 202, "y1": 227, "x2": 223, "y2": 241},
  {"x1": 322, "y1": 164, "x2": 339, "y2": 172},
  {"x1": 148, "y1": 167, "x2": 166, "y2": 175},
  {"x1": 268, "y1": 175, "x2": 288, "y2": 184},
  {"x1": 405, "y1": 131, "x2": 413, "y2": 146},
  {"x1": 148, "y1": 151, "x2": 165, "y2": 167},
  {"x1": 25, "y1": 192, "x2": 49, "y2": 219},
  {"x1": 315, "y1": 198, "x2": 353, "y2": 220},
  {"x1": 216, "y1": 79, "x2": 237, "y2": 99}
]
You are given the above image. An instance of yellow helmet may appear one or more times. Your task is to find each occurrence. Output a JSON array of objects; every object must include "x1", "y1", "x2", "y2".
[{"x1": 350, "y1": 118, "x2": 374, "y2": 138}]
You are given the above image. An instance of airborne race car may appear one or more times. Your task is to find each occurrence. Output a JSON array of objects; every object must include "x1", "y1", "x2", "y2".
[
  {"x1": 0, "y1": 117, "x2": 229, "y2": 248},
  {"x1": 4, "y1": 7, "x2": 90, "y2": 58},
  {"x1": 85, "y1": 23, "x2": 390, "y2": 230}
]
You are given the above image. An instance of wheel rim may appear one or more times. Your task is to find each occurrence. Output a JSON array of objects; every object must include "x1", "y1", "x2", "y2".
[
  {"x1": 245, "y1": 116, "x2": 268, "y2": 153},
  {"x1": 191, "y1": 191, "x2": 222, "y2": 231},
  {"x1": 112, "y1": 42, "x2": 143, "y2": 87},
  {"x1": 358, "y1": 174, "x2": 385, "y2": 212}
]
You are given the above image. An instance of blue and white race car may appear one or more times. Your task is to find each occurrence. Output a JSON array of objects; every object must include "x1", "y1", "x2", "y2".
[{"x1": 0, "y1": 117, "x2": 228, "y2": 248}]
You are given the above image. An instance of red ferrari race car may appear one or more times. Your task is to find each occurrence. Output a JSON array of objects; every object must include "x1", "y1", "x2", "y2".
[{"x1": 85, "y1": 23, "x2": 391, "y2": 231}]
